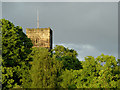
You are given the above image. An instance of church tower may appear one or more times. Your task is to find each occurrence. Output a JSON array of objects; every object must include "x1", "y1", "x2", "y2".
[{"x1": 26, "y1": 10, "x2": 52, "y2": 50}]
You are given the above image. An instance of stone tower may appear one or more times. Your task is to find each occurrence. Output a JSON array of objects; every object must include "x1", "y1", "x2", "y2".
[
  {"x1": 26, "y1": 27, "x2": 52, "y2": 50},
  {"x1": 26, "y1": 9, "x2": 52, "y2": 50}
]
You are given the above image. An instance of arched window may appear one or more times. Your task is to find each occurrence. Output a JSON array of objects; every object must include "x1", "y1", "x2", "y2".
[
  {"x1": 36, "y1": 39, "x2": 37, "y2": 43},
  {"x1": 36, "y1": 38, "x2": 39, "y2": 43}
]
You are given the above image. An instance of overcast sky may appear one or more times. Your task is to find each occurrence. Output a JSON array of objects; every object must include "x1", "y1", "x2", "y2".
[{"x1": 1, "y1": 2, "x2": 118, "y2": 60}]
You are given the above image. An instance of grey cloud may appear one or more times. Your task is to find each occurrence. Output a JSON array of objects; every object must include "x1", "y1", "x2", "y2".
[
  {"x1": 2, "y1": 2, "x2": 118, "y2": 58},
  {"x1": 54, "y1": 43, "x2": 118, "y2": 61}
]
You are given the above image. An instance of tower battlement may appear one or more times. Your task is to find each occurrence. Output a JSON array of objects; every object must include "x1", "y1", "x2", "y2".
[{"x1": 26, "y1": 27, "x2": 52, "y2": 50}]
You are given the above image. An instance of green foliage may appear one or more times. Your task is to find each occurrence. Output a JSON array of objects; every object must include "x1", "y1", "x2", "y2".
[
  {"x1": 30, "y1": 47, "x2": 63, "y2": 88},
  {"x1": 59, "y1": 54, "x2": 120, "y2": 88},
  {"x1": 1, "y1": 19, "x2": 33, "y2": 89},
  {"x1": 1, "y1": 19, "x2": 32, "y2": 67},
  {"x1": 94, "y1": 54, "x2": 120, "y2": 88},
  {"x1": 59, "y1": 69, "x2": 81, "y2": 88},
  {"x1": 58, "y1": 56, "x2": 82, "y2": 70},
  {"x1": 52, "y1": 45, "x2": 78, "y2": 58},
  {"x1": 52, "y1": 45, "x2": 82, "y2": 70}
]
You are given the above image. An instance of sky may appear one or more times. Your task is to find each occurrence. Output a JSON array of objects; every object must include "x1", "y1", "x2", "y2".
[
  {"x1": 1, "y1": 2, "x2": 118, "y2": 61},
  {"x1": 1, "y1": 0, "x2": 119, "y2": 2}
]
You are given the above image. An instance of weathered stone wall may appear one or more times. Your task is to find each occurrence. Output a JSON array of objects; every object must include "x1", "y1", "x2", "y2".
[{"x1": 26, "y1": 27, "x2": 52, "y2": 49}]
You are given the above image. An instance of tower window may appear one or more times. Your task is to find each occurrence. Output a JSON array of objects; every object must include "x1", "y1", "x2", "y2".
[
  {"x1": 36, "y1": 38, "x2": 39, "y2": 43},
  {"x1": 36, "y1": 39, "x2": 37, "y2": 43}
]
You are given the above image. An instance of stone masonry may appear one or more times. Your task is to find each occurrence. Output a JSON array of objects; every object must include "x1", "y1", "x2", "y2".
[{"x1": 26, "y1": 27, "x2": 52, "y2": 50}]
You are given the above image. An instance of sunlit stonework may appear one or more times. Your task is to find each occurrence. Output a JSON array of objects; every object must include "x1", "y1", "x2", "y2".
[
  {"x1": 26, "y1": 10, "x2": 52, "y2": 50},
  {"x1": 26, "y1": 27, "x2": 52, "y2": 50}
]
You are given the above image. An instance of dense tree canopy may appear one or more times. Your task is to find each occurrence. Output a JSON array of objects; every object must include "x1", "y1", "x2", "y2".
[
  {"x1": 59, "y1": 54, "x2": 120, "y2": 88},
  {"x1": 1, "y1": 19, "x2": 32, "y2": 67},
  {"x1": 1, "y1": 19, "x2": 33, "y2": 89},
  {"x1": 52, "y1": 45, "x2": 78, "y2": 58},
  {"x1": 52, "y1": 45, "x2": 82, "y2": 70},
  {"x1": 30, "y1": 47, "x2": 63, "y2": 88}
]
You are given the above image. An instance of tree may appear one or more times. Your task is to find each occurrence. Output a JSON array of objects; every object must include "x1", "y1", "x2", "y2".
[
  {"x1": 94, "y1": 54, "x2": 120, "y2": 88},
  {"x1": 1, "y1": 19, "x2": 33, "y2": 89},
  {"x1": 30, "y1": 47, "x2": 63, "y2": 88},
  {"x1": 52, "y1": 45, "x2": 78, "y2": 58},
  {"x1": 59, "y1": 54, "x2": 120, "y2": 88},
  {"x1": 76, "y1": 56, "x2": 102, "y2": 88},
  {"x1": 75, "y1": 54, "x2": 120, "y2": 88},
  {"x1": 52, "y1": 45, "x2": 82, "y2": 70},
  {"x1": 59, "y1": 69, "x2": 81, "y2": 88},
  {"x1": 57, "y1": 56, "x2": 82, "y2": 70}
]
